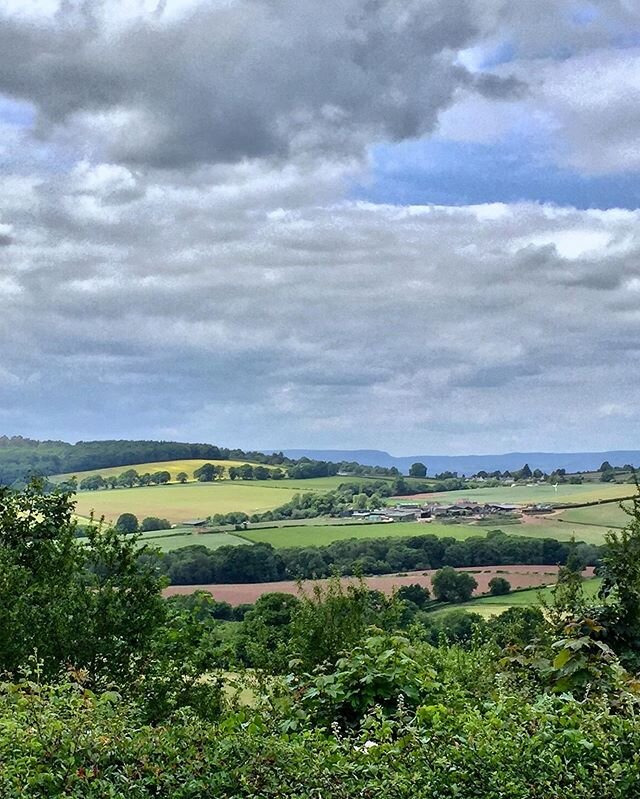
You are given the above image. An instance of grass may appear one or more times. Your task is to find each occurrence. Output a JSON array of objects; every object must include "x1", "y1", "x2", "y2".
[
  {"x1": 434, "y1": 577, "x2": 603, "y2": 618},
  {"x1": 139, "y1": 531, "x2": 251, "y2": 552},
  {"x1": 72, "y1": 481, "x2": 306, "y2": 525},
  {"x1": 558, "y1": 502, "x2": 631, "y2": 529},
  {"x1": 396, "y1": 483, "x2": 635, "y2": 506},
  {"x1": 242, "y1": 522, "x2": 487, "y2": 547}
]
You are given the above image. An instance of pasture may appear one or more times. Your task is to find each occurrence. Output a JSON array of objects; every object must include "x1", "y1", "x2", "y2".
[
  {"x1": 435, "y1": 566, "x2": 602, "y2": 618},
  {"x1": 240, "y1": 513, "x2": 618, "y2": 548},
  {"x1": 558, "y1": 501, "x2": 630, "y2": 529},
  {"x1": 395, "y1": 482, "x2": 635, "y2": 506},
  {"x1": 139, "y1": 530, "x2": 252, "y2": 552}
]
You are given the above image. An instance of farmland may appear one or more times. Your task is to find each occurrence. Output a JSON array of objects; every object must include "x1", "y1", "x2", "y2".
[
  {"x1": 72, "y1": 481, "x2": 306, "y2": 524},
  {"x1": 53, "y1": 458, "x2": 278, "y2": 483},
  {"x1": 396, "y1": 482, "x2": 634, "y2": 505},
  {"x1": 435, "y1": 576, "x2": 603, "y2": 618},
  {"x1": 139, "y1": 530, "x2": 252, "y2": 552},
  {"x1": 162, "y1": 563, "x2": 575, "y2": 605}
]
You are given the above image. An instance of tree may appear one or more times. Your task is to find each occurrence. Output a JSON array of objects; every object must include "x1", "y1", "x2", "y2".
[
  {"x1": 397, "y1": 583, "x2": 431, "y2": 608},
  {"x1": 599, "y1": 461, "x2": 613, "y2": 472},
  {"x1": 488, "y1": 576, "x2": 511, "y2": 596},
  {"x1": 431, "y1": 567, "x2": 477, "y2": 603},
  {"x1": 237, "y1": 593, "x2": 301, "y2": 672},
  {"x1": 117, "y1": 469, "x2": 139, "y2": 488},
  {"x1": 238, "y1": 464, "x2": 255, "y2": 480},
  {"x1": 596, "y1": 491, "x2": 640, "y2": 667},
  {"x1": 116, "y1": 513, "x2": 139, "y2": 533},
  {"x1": 176, "y1": 472, "x2": 188, "y2": 483},
  {"x1": 409, "y1": 462, "x2": 427, "y2": 478},
  {"x1": 79, "y1": 474, "x2": 105, "y2": 491},
  {"x1": 141, "y1": 516, "x2": 171, "y2": 532},
  {"x1": 253, "y1": 465, "x2": 270, "y2": 480},
  {"x1": 519, "y1": 463, "x2": 532, "y2": 479},
  {"x1": 193, "y1": 463, "x2": 223, "y2": 482},
  {"x1": 0, "y1": 480, "x2": 165, "y2": 683}
]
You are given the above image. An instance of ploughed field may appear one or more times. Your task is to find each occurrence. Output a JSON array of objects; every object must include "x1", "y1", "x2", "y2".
[{"x1": 163, "y1": 564, "x2": 593, "y2": 604}]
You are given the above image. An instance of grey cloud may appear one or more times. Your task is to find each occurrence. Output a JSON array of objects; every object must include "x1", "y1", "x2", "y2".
[
  {"x1": 0, "y1": 0, "x2": 521, "y2": 168},
  {"x1": 2, "y1": 158, "x2": 640, "y2": 451}
]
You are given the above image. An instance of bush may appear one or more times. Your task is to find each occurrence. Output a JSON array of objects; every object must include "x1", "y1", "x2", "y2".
[{"x1": 488, "y1": 576, "x2": 511, "y2": 595}]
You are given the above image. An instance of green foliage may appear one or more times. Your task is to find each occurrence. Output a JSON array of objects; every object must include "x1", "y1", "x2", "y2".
[
  {"x1": 296, "y1": 631, "x2": 439, "y2": 727},
  {"x1": 289, "y1": 577, "x2": 400, "y2": 671},
  {"x1": 237, "y1": 593, "x2": 302, "y2": 672},
  {"x1": 431, "y1": 566, "x2": 478, "y2": 603},
  {"x1": 597, "y1": 493, "x2": 640, "y2": 667},
  {"x1": 140, "y1": 516, "x2": 171, "y2": 532},
  {"x1": 115, "y1": 512, "x2": 139, "y2": 533},
  {"x1": 488, "y1": 575, "x2": 511, "y2": 595}
]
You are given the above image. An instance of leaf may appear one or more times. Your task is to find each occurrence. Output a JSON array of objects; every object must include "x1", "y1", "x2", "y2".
[{"x1": 553, "y1": 649, "x2": 573, "y2": 669}]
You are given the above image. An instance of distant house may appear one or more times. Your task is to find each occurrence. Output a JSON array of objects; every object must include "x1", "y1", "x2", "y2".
[
  {"x1": 182, "y1": 518, "x2": 209, "y2": 528},
  {"x1": 383, "y1": 509, "x2": 419, "y2": 522}
]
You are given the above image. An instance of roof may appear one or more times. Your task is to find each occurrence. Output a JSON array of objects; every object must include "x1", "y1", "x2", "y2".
[{"x1": 183, "y1": 518, "x2": 208, "y2": 526}]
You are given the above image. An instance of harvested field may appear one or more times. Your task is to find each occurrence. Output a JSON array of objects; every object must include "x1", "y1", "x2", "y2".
[{"x1": 162, "y1": 564, "x2": 594, "y2": 605}]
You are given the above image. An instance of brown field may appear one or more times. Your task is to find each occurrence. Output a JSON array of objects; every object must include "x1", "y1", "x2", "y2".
[{"x1": 163, "y1": 564, "x2": 594, "y2": 605}]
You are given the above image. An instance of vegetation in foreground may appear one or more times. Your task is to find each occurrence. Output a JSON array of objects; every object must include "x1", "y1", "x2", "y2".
[{"x1": 3, "y1": 481, "x2": 640, "y2": 797}]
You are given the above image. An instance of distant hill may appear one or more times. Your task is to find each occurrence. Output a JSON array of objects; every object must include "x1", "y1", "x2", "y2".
[{"x1": 281, "y1": 449, "x2": 640, "y2": 476}]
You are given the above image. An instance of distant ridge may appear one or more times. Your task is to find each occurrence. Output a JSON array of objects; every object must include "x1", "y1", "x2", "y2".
[{"x1": 280, "y1": 449, "x2": 640, "y2": 476}]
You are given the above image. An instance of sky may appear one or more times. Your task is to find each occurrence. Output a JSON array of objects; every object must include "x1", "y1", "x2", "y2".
[{"x1": 1, "y1": 0, "x2": 640, "y2": 455}]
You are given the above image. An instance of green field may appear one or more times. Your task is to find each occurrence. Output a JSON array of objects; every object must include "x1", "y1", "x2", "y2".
[
  {"x1": 242, "y1": 521, "x2": 479, "y2": 547},
  {"x1": 397, "y1": 483, "x2": 635, "y2": 506},
  {"x1": 435, "y1": 577, "x2": 603, "y2": 618},
  {"x1": 72, "y1": 481, "x2": 307, "y2": 524},
  {"x1": 558, "y1": 502, "x2": 630, "y2": 529},
  {"x1": 138, "y1": 530, "x2": 251, "y2": 552},
  {"x1": 240, "y1": 516, "x2": 615, "y2": 548}
]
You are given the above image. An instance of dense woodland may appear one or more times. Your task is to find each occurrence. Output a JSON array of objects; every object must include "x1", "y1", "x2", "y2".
[{"x1": 2, "y1": 480, "x2": 640, "y2": 796}]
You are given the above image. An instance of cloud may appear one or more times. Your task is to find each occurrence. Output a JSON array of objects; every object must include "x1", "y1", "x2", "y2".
[
  {"x1": 1, "y1": 152, "x2": 640, "y2": 450},
  {"x1": 0, "y1": 0, "x2": 526, "y2": 168},
  {"x1": 0, "y1": 0, "x2": 639, "y2": 453}
]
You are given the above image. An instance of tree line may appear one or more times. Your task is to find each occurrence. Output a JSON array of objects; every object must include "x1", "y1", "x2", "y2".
[{"x1": 159, "y1": 529, "x2": 600, "y2": 586}]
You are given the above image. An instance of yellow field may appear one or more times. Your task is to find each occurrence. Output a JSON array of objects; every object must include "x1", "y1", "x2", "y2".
[
  {"x1": 54, "y1": 459, "x2": 276, "y2": 483},
  {"x1": 71, "y1": 481, "x2": 303, "y2": 524}
]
